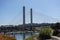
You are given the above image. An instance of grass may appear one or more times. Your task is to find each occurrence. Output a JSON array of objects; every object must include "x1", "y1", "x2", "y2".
[
  {"x1": 25, "y1": 36, "x2": 34, "y2": 40},
  {"x1": 25, "y1": 35, "x2": 38, "y2": 40}
]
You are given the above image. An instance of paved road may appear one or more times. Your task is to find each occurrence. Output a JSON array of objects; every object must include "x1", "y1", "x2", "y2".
[
  {"x1": 34, "y1": 36, "x2": 60, "y2": 40},
  {"x1": 51, "y1": 36, "x2": 60, "y2": 40}
]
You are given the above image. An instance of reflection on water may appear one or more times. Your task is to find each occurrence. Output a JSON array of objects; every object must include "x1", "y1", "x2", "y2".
[{"x1": 14, "y1": 33, "x2": 32, "y2": 40}]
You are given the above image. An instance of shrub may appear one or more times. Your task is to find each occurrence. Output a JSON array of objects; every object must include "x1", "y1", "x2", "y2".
[
  {"x1": 53, "y1": 29, "x2": 60, "y2": 36},
  {"x1": 0, "y1": 34, "x2": 16, "y2": 40},
  {"x1": 25, "y1": 36, "x2": 34, "y2": 40},
  {"x1": 39, "y1": 27, "x2": 53, "y2": 39},
  {"x1": 51, "y1": 22, "x2": 60, "y2": 36}
]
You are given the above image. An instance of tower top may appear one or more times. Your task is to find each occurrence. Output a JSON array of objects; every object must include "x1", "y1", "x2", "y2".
[{"x1": 30, "y1": 8, "x2": 33, "y2": 24}]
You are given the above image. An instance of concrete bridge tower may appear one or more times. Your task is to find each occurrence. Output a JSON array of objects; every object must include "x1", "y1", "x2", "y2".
[
  {"x1": 30, "y1": 8, "x2": 33, "y2": 24},
  {"x1": 23, "y1": 6, "x2": 25, "y2": 40},
  {"x1": 30, "y1": 8, "x2": 33, "y2": 35}
]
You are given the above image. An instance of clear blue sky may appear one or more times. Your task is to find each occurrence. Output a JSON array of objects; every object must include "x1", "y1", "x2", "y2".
[{"x1": 0, "y1": 0, "x2": 60, "y2": 25}]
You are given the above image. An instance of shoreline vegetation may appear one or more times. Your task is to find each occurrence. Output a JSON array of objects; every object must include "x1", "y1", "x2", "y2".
[
  {"x1": 0, "y1": 33, "x2": 16, "y2": 40},
  {"x1": 25, "y1": 23, "x2": 60, "y2": 40}
]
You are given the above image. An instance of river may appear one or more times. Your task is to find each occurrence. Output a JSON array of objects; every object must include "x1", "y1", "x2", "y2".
[{"x1": 13, "y1": 33, "x2": 34, "y2": 40}]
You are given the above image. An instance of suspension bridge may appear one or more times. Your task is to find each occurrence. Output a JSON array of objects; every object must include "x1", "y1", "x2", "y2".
[{"x1": 0, "y1": 6, "x2": 60, "y2": 40}]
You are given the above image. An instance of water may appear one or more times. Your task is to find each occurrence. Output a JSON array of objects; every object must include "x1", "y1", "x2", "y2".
[{"x1": 14, "y1": 33, "x2": 32, "y2": 40}]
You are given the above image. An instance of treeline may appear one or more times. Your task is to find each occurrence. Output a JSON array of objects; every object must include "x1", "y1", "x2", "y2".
[
  {"x1": 0, "y1": 23, "x2": 52, "y2": 33},
  {"x1": 51, "y1": 22, "x2": 60, "y2": 36}
]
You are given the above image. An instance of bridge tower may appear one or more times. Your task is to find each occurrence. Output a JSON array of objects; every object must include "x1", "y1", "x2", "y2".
[
  {"x1": 30, "y1": 8, "x2": 33, "y2": 24},
  {"x1": 30, "y1": 8, "x2": 33, "y2": 35},
  {"x1": 23, "y1": 6, "x2": 25, "y2": 40}
]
